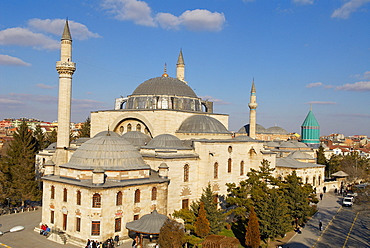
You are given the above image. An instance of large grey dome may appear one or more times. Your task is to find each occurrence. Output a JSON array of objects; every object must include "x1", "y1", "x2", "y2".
[
  {"x1": 132, "y1": 76, "x2": 197, "y2": 98},
  {"x1": 145, "y1": 134, "x2": 188, "y2": 149},
  {"x1": 122, "y1": 131, "x2": 152, "y2": 147},
  {"x1": 65, "y1": 134, "x2": 149, "y2": 170},
  {"x1": 177, "y1": 115, "x2": 230, "y2": 134},
  {"x1": 265, "y1": 126, "x2": 288, "y2": 135},
  {"x1": 238, "y1": 124, "x2": 266, "y2": 134}
]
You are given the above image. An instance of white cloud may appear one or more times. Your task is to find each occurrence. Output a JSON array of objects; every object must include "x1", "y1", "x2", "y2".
[
  {"x1": 102, "y1": 0, "x2": 226, "y2": 31},
  {"x1": 200, "y1": 95, "x2": 231, "y2": 105},
  {"x1": 293, "y1": 0, "x2": 314, "y2": 5},
  {"x1": 0, "y1": 54, "x2": 31, "y2": 66},
  {"x1": 335, "y1": 81, "x2": 370, "y2": 91},
  {"x1": 361, "y1": 71, "x2": 370, "y2": 80},
  {"x1": 102, "y1": 0, "x2": 156, "y2": 26},
  {"x1": 306, "y1": 82, "x2": 323, "y2": 88},
  {"x1": 331, "y1": 0, "x2": 370, "y2": 19},
  {"x1": 179, "y1": 9, "x2": 226, "y2": 32},
  {"x1": 28, "y1": 18, "x2": 101, "y2": 40},
  {"x1": 0, "y1": 27, "x2": 59, "y2": 50},
  {"x1": 35, "y1": 83, "x2": 57, "y2": 89},
  {"x1": 307, "y1": 101, "x2": 336, "y2": 105}
]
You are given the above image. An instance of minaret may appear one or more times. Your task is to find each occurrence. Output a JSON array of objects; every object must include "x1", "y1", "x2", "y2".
[
  {"x1": 248, "y1": 80, "x2": 258, "y2": 139},
  {"x1": 55, "y1": 20, "x2": 76, "y2": 165},
  {"x1": 176, "y1": 49, "x2": 186, "y2": 83}
]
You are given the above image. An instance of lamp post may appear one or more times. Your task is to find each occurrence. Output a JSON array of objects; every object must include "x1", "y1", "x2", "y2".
[{"x1": 0, "y1": 225, "x2": 25, "y2": 236}]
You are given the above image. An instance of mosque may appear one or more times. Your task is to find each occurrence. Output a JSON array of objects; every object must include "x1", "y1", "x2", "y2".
[{"x1": 38, "y1": 21, "x2": 324, "y2": 245}]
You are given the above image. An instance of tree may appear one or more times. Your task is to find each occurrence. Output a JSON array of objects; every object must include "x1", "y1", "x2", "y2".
[
  {"x1": 33, "y1": 125, "x2": 47, "y2": 151},
  {"x1": 245, "y1": 206, "x2": 260, "y2": 248},
  {"x1": 46, "y1": 128, "x2": 57, "y2": 145},
  {"x1": 316, "y1": 145, "x2": 327, "y2": 166},
  {"x1": 78, "y1": 117, "x2": 91, "y2": 138},
  {"x1": 282, "y1": 171, "x2": 312, "y2": 224},
  {"x1": 2, "y1": 121, "x2": 41, "y2": 204},
  {"x1": 194, "y1": 202, "x2": 211, "y2": 238},
  {"x1": 158, "y1": 219, "x2": 186, "y2": 248}
]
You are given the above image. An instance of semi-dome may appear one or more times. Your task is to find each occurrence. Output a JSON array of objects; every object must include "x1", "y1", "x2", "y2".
[
  {"x1": 145, "y1": 134, "x2": 188, "y2": 149},
  {"x1": 238, "y1": 124, "x2": 266, "y2": 134},
  {"x1": 64, "y1": 134, "x2": 149, "y2": 170},
  {"x1": 177, "y1": 115, "x2": 230, "y2": 134},
  {"x1": 122, "y1": 131, "x2": 152, "y2": 147},
  {"x1": 132, "y1": 76, "x2": 197, "y2": 98},
  {"x1": 265, "y1": 126, "x2": 288, "y2": 135}
]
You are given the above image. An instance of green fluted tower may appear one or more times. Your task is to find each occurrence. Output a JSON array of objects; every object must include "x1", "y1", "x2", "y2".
[{"x1": 301, "y1": 107, "x2": 320, "y2": 147}]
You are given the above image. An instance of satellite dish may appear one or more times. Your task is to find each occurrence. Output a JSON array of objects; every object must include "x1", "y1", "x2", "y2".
[{"x1": 9, "y1": 226, "x2": 25, "y2": 233}]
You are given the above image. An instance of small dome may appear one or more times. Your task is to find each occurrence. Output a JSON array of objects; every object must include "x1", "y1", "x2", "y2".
[
  {"x1": 279, "y1": 141, "x2": 297, "y2": 148},
  {"x1": 238, "y1": 124, "x2": 266, "y2": 134},
  {"x1": 265, "y1": 126, "x2": 288, "y2": 135},
  {"x1": 177, "y1": 115, "x2": 230, "y2": 134},
  {"x1": 122, "y1": 131, "x2": 152, "y2": 147},
  {"x1": 132, "y1": 76, "x2": 197, "y2": 98},
  {"x1": 288, "y1": 151, "x2": 313, "y2": 159},
  {"x1": 65, "y1": 134, "x2": 149, "y2": 170},
  {"x1": 291, "y1": 140, "x2": 308, "y2": 148},
  {"x1": 94, "y1": 131, "x2": 120, "y2": 138},
  {"x1": 71, "y1": 137, "x2": 90, "y2": 146},
  {"x1": 145, "y1": 134, "x2": 188, "y2": 149},
  {"x1": 234, "y1": 135, "x2": 255, "y2": 141},
  {"x1": 265, "y1": 141, "x2": 281, "y2": 147}
]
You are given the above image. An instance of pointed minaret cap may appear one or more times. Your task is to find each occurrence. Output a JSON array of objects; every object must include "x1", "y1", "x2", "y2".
[
  {"x1": 251, "y1": 78, "x2": 256, "y2": 93},
  {"x1": 62, "y1": 19, "x2": 72, "y2": 41},
  {"x1": 177, "y1": 49, "x2": 185, "y2": 65}
]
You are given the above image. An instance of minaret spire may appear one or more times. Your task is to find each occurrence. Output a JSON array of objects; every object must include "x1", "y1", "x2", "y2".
[
  {"x1": 176, "y1": 49, "x2": 186, "y2": 83},
  {"x1": 248, "y1": 79, "x2": 258, "y2": 139},
  {"x1": 55, "y1": 19, "x2": 76, "y2": 166}
]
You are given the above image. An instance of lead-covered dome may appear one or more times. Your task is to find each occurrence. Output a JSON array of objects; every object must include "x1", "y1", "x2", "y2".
[
  {"x1": 177, "y1": 115, "x2": 230, "y2": 134},
  {"x1": 132, "y1": 76, "x2": 197, "y2": 98},
  {"x1": 64, "y1": 134, "x2": 149, "y2": 170},
  {"x1": 265, "y1": 126, "x2": 288, "y2": 135},
  {"x1": 122, "y1": 131, "x2": 152, "y2": 147},
  {"x1": 238, "y1": 124, "x2": 266, "y2": 134},
  {"x1": 145, "y1": 134, "x2": 188, "y2": 149}
]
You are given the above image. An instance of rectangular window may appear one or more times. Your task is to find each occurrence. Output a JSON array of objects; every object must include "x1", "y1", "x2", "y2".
[
  {"x1": 76, "y1": 217, "x2": 81, "y2": 232},
  {"x1": 115, "y1": 218, "x2": 122, "y2": 232},
  {"x1": 134, "y1": 214, "x2": 139, "y2": 220},
  {"x1": 182, "y1": 199, "x2": 189, "y2": 209},
  {"x1": 50, "y1": 210, "x2": 54, "y2": 224},
  {"x1": 91, "y1": 221, "x2": 100, "y2": 236}
]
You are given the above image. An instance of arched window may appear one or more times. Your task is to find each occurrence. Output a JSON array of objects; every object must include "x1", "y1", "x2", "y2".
[
  {"x1": 51, "y1": 186, "x2": 55, "y2": 200},
  {"x1": 240, "y1": 161, "x2": 244, "y2": 176},
  {"x1": 136, "y1": 124, "x2": 141, "y2": 132},
  {"x1": 76, "y1": 190, "x2": 81, "y2": 205},
  {"x1": 116, "y1": 191, "x2": 123, "y2": 206},
  {"x1": 127, "y1": 123, "x2": 132, "y2": 132},
  {"x1": 119, "y1": 126, "x2": 124, "y2": 134},
  {"x1": 228, "y1": 146, "x2": 233, "y2": 153},
  {"x1": 184, "y1": 164, "x2": 189, "y2": 182},
  {"x1": 63, "y1": 188, "x2": 67, "y2": 202},
  {"x1": 92, "y1": 193, "x2": 101, "y2": 208},
  {"x1": 228, "y1": 158, "x2": 232, "y2": 173},
  {"x1": 306, "y1": 177, "x2": 309, "y2": 184},
  {"x1": 134, "y1": 189, "x2": 140, "y2": 203},
  {"x1": 318, "y1": 176, "x2": 321, "y2": 186},
  {"x1": 313, "y1": 177, "x2": 316, "y2": 186},
  {"x1": 151, "y1": 187, "x2": 157, "y2": 201},
  {"x1": 214, "y1": 162, "x2": 219, "y2": 179}
]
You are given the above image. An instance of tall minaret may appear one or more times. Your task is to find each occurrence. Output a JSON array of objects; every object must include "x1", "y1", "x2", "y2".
[
  {"x1": 176, "y1": 49, "x2": 186, "y2": 83},
  {"x1": 248, "y1": 80, "x2": 258, "y2": 139},
  {"x1": 55, "y1": 20, "x2": 76, "y2": 165}
]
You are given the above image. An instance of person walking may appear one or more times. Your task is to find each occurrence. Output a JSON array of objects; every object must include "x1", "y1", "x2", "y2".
[
  {"x1": 319, "y1": 220, "x2": 323, "y2": 231},
  {"x1": 323, "y1": 186, "x2": 327, "y2": 193},
  {"x1": 320, "y1": 192, "x2": 323, "y2": 200}
]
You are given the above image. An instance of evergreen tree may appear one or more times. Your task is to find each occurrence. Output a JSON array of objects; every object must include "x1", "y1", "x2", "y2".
[
  {"x1": 4, "y1": 121, "x2": 41, "y2": 204},
  {"x1": 46, "y1": 128, "x2": 57, "y2": 145},
  {"x1": 158, "y1": 219, "x2": 186, "y2": 248},
  {"x1": 282, "y1": 171, "x2": 312, "y2": 224},
  {"x1": 78, "y1": 117, "x2": 91, "y2": 138},
  {"x1": 194, "y1": 202, "x2": 210, "y2": 238},
  {"x1": 316, "y1": 145, "x2": 327, "y2": 166},
  {"x1": 226, "y1": 180, "x2": 252, "y2": 221},
  {"x1": 245, "y1": 206, "x2": 260, "y2": 248},
  {"x1": 33, "y1": 125, "x2": 47, "y2": 151}
]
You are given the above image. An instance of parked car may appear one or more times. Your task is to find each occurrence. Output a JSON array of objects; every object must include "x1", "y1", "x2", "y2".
[
  {"x1": 342, "y1": 197, "x2": 354, "y2": 207},
  {"x1": 346, "y1": 192, "x2": 357, "y2": 198}
]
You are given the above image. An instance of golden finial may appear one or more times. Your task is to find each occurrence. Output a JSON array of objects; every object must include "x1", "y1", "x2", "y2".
[{"x1": 162, "y1": 63, "x2": 168, "y2": 77}]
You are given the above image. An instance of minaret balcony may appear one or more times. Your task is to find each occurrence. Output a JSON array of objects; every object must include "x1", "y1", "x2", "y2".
[{"x1": 56, "y1": 61, "x2": 76, "y2": 70}]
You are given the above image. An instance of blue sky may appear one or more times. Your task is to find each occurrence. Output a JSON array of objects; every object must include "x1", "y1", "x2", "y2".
[{"x1": 0, "y1": 0, "x2": 369, "y2": 136}]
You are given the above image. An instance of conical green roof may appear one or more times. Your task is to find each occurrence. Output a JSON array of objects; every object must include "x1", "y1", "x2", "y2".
[{"x1": 301, "y1": 110, "x2": 319, "y2": 127}]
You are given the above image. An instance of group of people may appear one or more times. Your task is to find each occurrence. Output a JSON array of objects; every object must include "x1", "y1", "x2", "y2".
[
  {"x1": 86, "y1": 237, "x2": 117, "y2": 248},
  {"x1": 39, "y1": 223, "x2": 50, "y2": 236}
]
